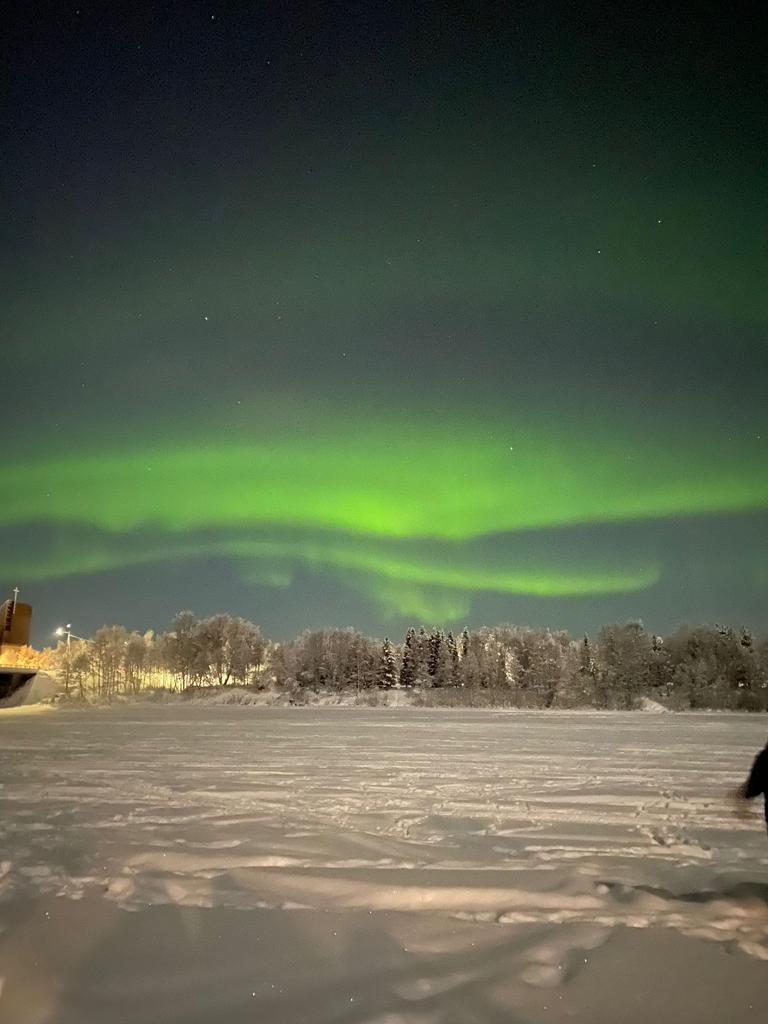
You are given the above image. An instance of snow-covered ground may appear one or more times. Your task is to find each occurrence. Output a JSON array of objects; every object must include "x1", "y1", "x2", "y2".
[{"x1": 0, "y1": 706, "x2": 767, "y2": 1023}]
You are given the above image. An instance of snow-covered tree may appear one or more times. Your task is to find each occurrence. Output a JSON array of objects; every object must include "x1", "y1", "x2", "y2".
[
  {"x1": 399, "y1": 628, "x2": 417, "y2": 688},
  {"x1": 378, "y1": 638, "x2": 397, "y2": 689}
]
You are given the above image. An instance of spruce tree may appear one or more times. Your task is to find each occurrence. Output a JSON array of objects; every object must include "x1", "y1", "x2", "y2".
[
  {"x1": 378, "y1": 638, "x2": 397, "y2": 689},
  {"x1": 416, "y1": 627, "x2": 429, "y2": 685},
  {"x1": 460, "y1": 627, "x2": 470, "y2": 660},
  {"x1": 579, "y1": 635, "x2": 595, "y2": 678},
  {"x1": 433, "y1": 636, "x2": 457, "y2": 688},
  {"x1": 446, "y1": 631, "x2": 459, "y2": 674},
  {"x1": 428, "y1": 630, "x2": 442, "y2": 678},
  {"x1": 399, "y1": 628, "x2": 417, "y2": 688}
]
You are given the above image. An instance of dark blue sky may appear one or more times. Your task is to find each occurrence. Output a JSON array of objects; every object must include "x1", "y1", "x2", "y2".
[{"x1": 3, "y1": 1, "x2": 767, "y2": 644}]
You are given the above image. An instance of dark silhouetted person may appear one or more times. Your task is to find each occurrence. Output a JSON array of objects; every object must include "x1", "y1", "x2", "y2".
[{"x1": 735, "y1": 741, "x2": 768, "y2": 835}]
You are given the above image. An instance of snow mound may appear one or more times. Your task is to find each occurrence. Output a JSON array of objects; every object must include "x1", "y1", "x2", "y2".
[
  {"x1": 639, "y1": 697, "x2": 669, "y2": 713},
  {"x1": 195, "y1": 687, "x2": 272, "y2": 706},
  {"x1": 0, "y1": 671, "x2": 60, "y2": 708}
]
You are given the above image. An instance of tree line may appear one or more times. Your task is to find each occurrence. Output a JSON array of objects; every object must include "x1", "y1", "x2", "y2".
[{"x1": 23, "y1": 613, "x2": 767, "y2": 710}]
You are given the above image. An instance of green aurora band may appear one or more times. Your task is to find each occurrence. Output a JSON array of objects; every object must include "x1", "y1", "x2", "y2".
[{"x1": 3, "y1": 406, "x2": 765, "y2": 620}]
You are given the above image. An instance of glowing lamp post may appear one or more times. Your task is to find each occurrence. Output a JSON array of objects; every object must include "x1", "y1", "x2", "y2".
[{"x1": 55, "y1": 625, "x2": 92, "y2": 648}]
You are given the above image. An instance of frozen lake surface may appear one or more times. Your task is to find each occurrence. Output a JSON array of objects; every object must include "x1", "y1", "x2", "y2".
[{"x1": 1, "y1": 705, "x2": 767, "y2": 1023}]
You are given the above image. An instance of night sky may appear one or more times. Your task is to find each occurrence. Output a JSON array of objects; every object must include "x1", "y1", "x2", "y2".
[{"x1": 3, "y1": 1, "x2": 767, "y2": 644}]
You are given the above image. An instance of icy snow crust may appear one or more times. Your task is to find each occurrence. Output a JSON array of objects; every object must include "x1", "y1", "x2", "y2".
[{"x1": 1, "y1": 706, "x2": 767, "y2": 1023}]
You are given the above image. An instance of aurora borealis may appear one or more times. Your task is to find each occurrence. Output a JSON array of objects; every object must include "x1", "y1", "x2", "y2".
[{"x1": 3, "y1": 2, "x2": 767, "y2": 641}]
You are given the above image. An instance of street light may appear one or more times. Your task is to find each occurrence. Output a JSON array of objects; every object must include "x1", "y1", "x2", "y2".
[{"x1": 54, "y1": 624, "x2": 92, "y2": 647}]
